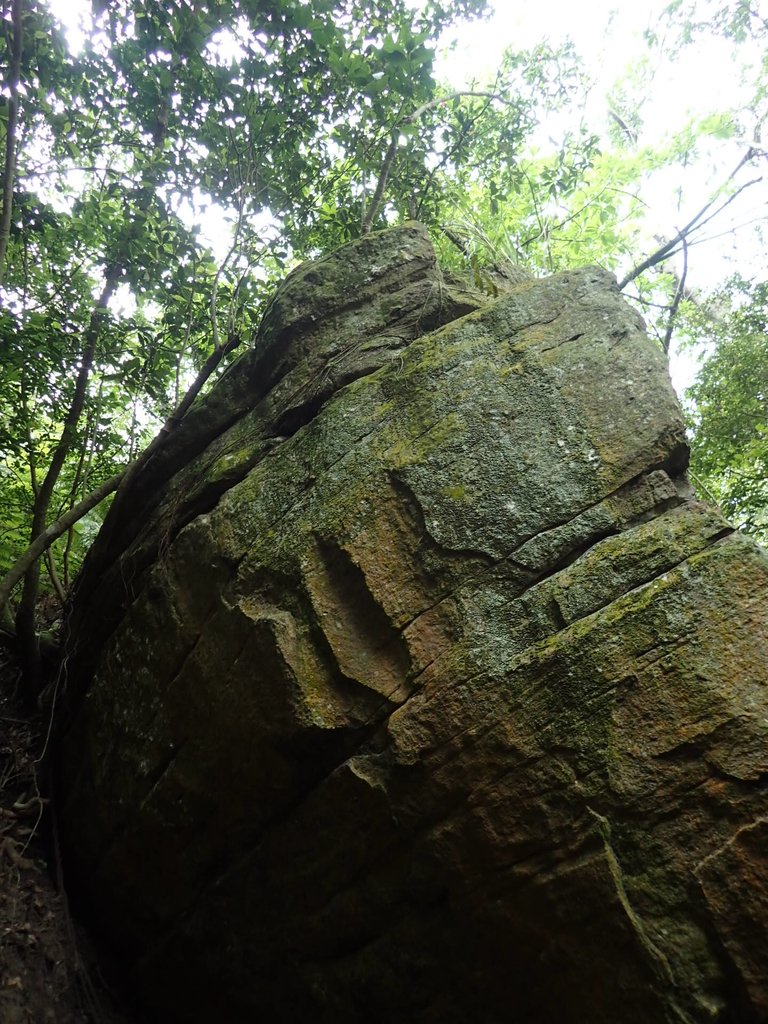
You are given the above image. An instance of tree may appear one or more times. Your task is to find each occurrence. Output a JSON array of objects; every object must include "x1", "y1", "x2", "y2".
[
  {"x1": 678, "y1": 278, "x2": 768, "y2": 541},
  {"x1": 643, "y1": 0, "x2": 768, "y2": 538}
]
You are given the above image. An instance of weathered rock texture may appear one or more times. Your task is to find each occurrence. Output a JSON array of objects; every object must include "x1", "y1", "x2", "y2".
[{"x1": 59, "y1": 224, "x2": 768, "y2": 1024}]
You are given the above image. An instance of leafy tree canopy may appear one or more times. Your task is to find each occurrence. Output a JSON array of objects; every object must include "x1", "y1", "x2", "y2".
[{"x1": 679, "y1": 277, "x2": 768, "y2": 540}]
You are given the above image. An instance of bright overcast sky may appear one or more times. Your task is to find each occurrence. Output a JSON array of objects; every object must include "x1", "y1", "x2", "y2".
[
  {"x1": 436, "y1": 0, "x2": 666, "y2": 77},
  {"x1": 437, "y1": 0, "x2": 752, "y2": 122},
  {"x1": 437, "y1": 0, "x2": 762, "y2": 260},
  {"x1": 434, "y1": 0, "x2": 765, "y2": 391}
]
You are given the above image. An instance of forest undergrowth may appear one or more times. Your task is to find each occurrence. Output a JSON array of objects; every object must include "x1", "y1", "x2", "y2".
[{"x1": 0, "y1": 635, "x2": 134, "y2": 1024}]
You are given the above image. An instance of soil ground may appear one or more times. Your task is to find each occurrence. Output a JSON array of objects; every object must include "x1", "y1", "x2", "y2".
[{"x1": 0, "y1": 643, "x2": 136, "y2": 1024}]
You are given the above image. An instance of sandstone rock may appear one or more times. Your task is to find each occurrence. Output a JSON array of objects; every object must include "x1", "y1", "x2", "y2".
[{"x1": 58, "y1": 224, "x2": 768, "y2": 1024}]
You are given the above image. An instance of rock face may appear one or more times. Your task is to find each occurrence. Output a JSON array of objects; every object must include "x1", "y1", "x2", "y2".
[{"x1": 58, "y1": 224, "x2": 768, "y2": 1024}]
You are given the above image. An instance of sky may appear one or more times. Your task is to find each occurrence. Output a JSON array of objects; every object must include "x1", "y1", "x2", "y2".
[
  {"x1": 435, "y1": 0, "x2": 764, "y2": 279},
  {"x1": 45, "y1": 0, "x2": 766, "y2": 394},
  {"x1": 436, "y1": 0, "x2": 766, "y2": 393}
]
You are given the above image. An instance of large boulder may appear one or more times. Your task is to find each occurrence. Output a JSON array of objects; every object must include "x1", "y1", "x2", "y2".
[{"x1": 58, "y1": 224, "x2": 768, "y2": 1024}]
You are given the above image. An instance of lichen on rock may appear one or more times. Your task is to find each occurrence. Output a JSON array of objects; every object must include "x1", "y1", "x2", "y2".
[{"x1": 58, "y1": 225, "x2": 768, "y2": 1024}]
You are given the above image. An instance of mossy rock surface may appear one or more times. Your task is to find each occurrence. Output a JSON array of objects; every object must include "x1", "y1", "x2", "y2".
[{"x1": 60, "y1": 225, "x2": 768, "y2": 1024}]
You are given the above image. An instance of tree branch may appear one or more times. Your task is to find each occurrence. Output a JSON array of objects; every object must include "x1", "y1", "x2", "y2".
[
  {"x1": 414, "y1": 94, "x2": 495, "y2": 220},
  {"x1": 361, "y1": 90, "x2": 509, "y2": 234},
  {"x1": 11, "y1": 69, "x2": 181, "y2": 693},
  {"x1": 210, "y1": 191, "x2": 246, "y2": 348},
  {"x1": 83, "y1": 330, "x2": 242, "y2": 537},
  {"x1": 13, "y1": 269, "x2": 120, "y2": 691},
  {"x1": 403, "y1": 91, "x2": 505, "y2": 126},
  {"x1": 0, "y1": 0, "x2": 24, "y2": 287},
  {"x1": 0, "y1": 331, "x2": 243, "y2": 623},
  {"x1": 43, "y1": 548, "x2": 67, "y2": 608},
  {"x1": 361, "y1": 130, "x2": 399, "y2": 234},
  {"x1": 618, "y1": 149, "x2": 760, "y2": 289},
  {"x1": 662, "y1": 233, "x2": 688, "y2": 354},
  {"x1": 441, "y1": 225, "x2": 472, "y2": 257},
  {"x1": 0, "y1": 471, "x2": 124, "y2": 618}
]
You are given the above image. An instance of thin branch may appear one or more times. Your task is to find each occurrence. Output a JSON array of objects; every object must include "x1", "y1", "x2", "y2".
[
  {"x1": 403, "y1": 90, "x2": 506, "y2": 126},
  {"x1": 0, "y1": 471, "x2": 124, "y2": 617},
  {"x1": 441, "y1": 225, "x2": 472, "y2": 258},
  {"x1": 662, "y1": 233, "x2": 687, "y2": 354},
  {"x1": 361, "y1": 130, "x2": 399, "y2": 234},
  {"x1": 0, "y1": 0, "x2": 23, "y2": 286},
  {"x1": 629, "y1": 294, "x2": 686, "y2": 311},
  {"x1": 678, "y1": 175, "x2": 762, "y2": 237},
  {"x1": 608, "y1": 108, "x2": 637, "y2": 145},
  {"x1": 662, "y1": 208, "x2": 768, "y2": 250},
  {"x1": 210, "y1": 191, "x2": 245, "y2": 349},
  {"x1": 43, "y1": 548, "x2": 67, "y2": 608},
  {"x1": 20, "y1": 374, "x2": 38, "y2": 497},
  {"x1": 175, "y1": 250, "x2": 200, "y2": 406},
  {"x1": 34, "y1": 272, "x2": 120, "y2": 524},
  {"x1": 95, "y1": 330, "x2": 242, "y2": 530},
  {"x1": 0, "y1": 331, "x2": 243, "y2": 621},
  {"x1": 228, "y1": 265, "x2": 253, "y2": 336},
  {"x1": 362, "y1": 90, "x2": 510, "y2": 234},
  {"x1": 12, "y1": 69, "x2": 180, "y2": 692},
  {"x1": 618, "y1": 149, "x2": 760, "y2": 289},
  {"x1": 61, "y1": 524, "x2": 74, "y2": 590},
  {"x1": 161, "y1": 332, "x2": 242, "y2": 432},
  {"x1": 13, "y1": 269, "x2": 121, "y2": 690},
  {"x1": 521, "y1": 166, "x2": 554, "y2": 270},
  {"x1": 688, "y1": 469, "x2": 722, "y2": 507},
  {"x1": 79, "y1": 383, "x2": 102, "y2": 501},
  {"x1": 414, "y1": 93, "x2": 495, "y2": 220}
]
